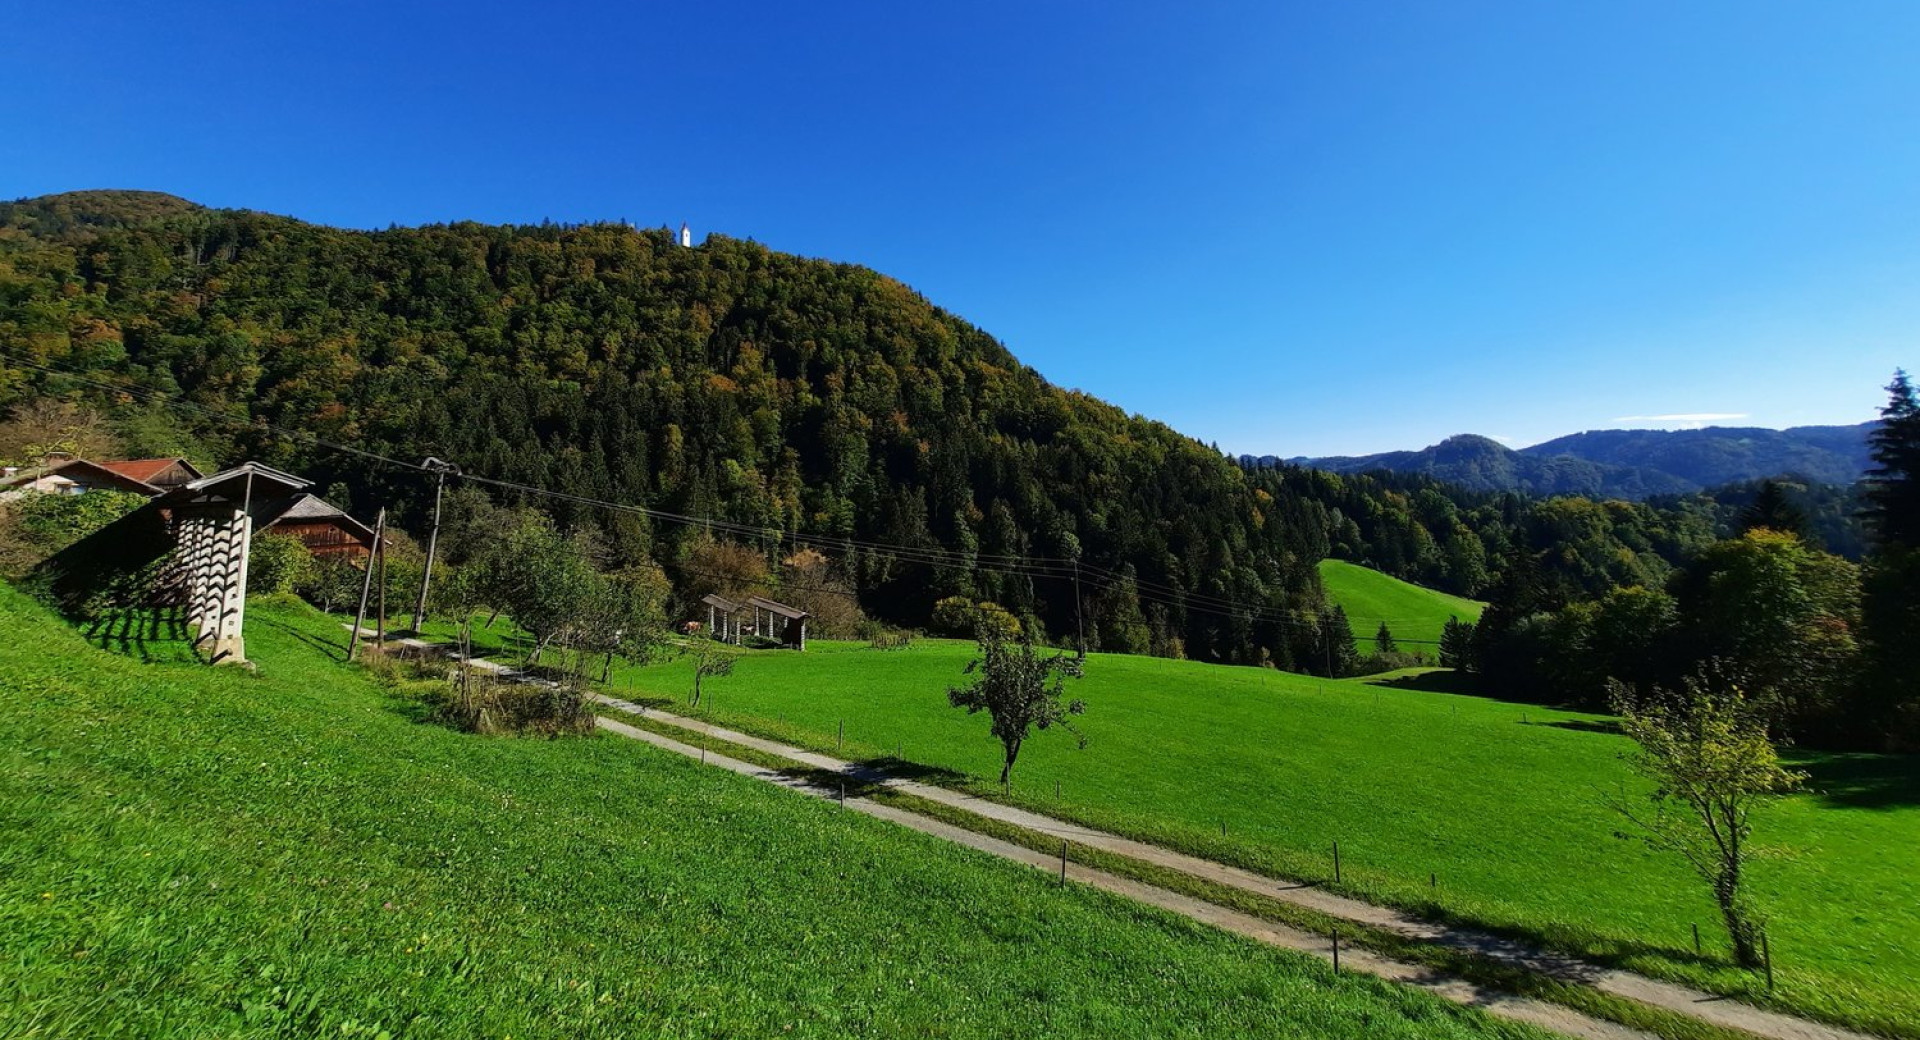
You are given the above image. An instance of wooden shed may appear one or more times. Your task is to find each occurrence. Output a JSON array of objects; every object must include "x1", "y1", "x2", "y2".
[
  {"x1": 701, "y1": 593, "x2": 744, "y2": 644},
  {"x1": 258, "y1": 493, "x2": 377, "y2": 559},
  {"x1": 746, "y1": 595, "x2": 810, "y2": 650}
]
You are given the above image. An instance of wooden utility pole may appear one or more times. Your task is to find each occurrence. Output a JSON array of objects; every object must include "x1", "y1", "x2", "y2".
[
  {"x1": 347, "y1": 507, "x2": 386, "y2": 661},
  {"x1": 376, "y1": 528, "x2": 388, "y2": 649},
  {"x1": 1072, "y1": 559, "x2": 1085, "y2": 654},
  {"x1": 410, "y1": 457, "x2": 458, "y2": 633}
]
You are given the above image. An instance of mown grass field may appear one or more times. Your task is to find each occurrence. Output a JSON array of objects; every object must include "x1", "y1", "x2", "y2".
[
  {"x1": 602, "y1": 637, "x2": 1920, "y2": 1037},
  {"x1": 0, "y1": 586, "x2": 1548, "y2": 1040},
  {"x1": 1317, "y1": 559, "x2": 1486, "y2": 649}
]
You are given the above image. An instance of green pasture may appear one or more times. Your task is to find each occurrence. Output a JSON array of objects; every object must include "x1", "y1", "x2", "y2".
[
  {"x1": 0, "y1": 585, "x2": 1544, "y2": 1040},
  {"x1": 1317, "y1": 559, "x2": 1486, "y2": 649},
  {"x1": 607, "y1": 637, "x2": 1920, "y2": 1037}
]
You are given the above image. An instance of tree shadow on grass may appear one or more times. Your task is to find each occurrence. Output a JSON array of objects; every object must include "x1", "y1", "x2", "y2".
[
  {"x1": 851, "y1": 757, "x2": 974, "y2": 789},
  {"x1": 250, "y1": 614, "x2": 352, "y2": 663},
  {"x1": 1539, "y1": 718, "x2": 1623, "y2": 736},
  {"x1": 1791, "y1": 750, "x2": 1920, "y2": 810},
  {"x1": 1360, "y1": 670, "x2": 1478, "y2": 695}
]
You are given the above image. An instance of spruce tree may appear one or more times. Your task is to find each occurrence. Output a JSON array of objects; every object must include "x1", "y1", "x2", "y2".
[
  {"x1": 1865, "y1": 370, "x2": 1920, "y2": 549},
  {"x1": 1861, "y1": 370, "x2": 1920, "y2": 748},
  {"x1": 1375, "y1": 622, "x2": 1397, "y2": 655},
  {"x1": 1737, "y1": 480, "x2": 1812, "y2": 542}
]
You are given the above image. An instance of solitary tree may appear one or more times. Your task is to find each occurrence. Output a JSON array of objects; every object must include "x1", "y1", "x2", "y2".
[
  {"x1": 1374, "y1": 622, "x2": 1397, "y2": 656},
  {"x1": 1606, "y1": 665, "x2": 1804, "y2": 967},
  {"x1": 1865, "y1": 370, "x2": 1920, "y2": 549},
  {"x1": 947, "y1": 626, "x2": 1086, "y2": 785},
  {"x1": 685, "y1": 638, "x2": 736, "y2": 709},
  {"x1": 1861, "y1": 370, "x2": 1920, "y2": 747}
]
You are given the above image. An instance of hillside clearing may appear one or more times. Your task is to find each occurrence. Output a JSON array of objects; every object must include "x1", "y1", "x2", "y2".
[{"x1": 1317, "y1": 558, "x2": 1486, "y2": 649}]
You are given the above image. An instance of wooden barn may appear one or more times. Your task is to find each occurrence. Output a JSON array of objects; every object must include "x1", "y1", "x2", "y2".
[{"x1": 257, "y1": 493, "x2": 378, "y2": 559}]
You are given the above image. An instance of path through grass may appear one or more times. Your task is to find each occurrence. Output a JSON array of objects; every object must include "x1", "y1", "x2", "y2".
[
  {"x1": 603, "y1": 636, "x2": 1920, "y2": 1037},
  {"x1": 0, "y1": 586, "x2": 1547, "y2": 1040}
]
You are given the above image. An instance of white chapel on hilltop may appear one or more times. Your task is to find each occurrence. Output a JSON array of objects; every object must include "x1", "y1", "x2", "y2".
[{"x1": 679, "y1": 222, "x2": 691, "y2": 247}]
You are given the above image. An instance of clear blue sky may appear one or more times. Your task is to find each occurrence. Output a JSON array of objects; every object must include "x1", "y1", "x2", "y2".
[{"x1": 5, "y1": 2, "x2": 1917, "y2": 455}]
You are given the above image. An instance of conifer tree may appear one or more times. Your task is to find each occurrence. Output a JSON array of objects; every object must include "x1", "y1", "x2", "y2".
[
  {"x1": 1860, "y1": 370, "x2": 1920, "y2": 748},
  {"x1": 1737, "y1": 480, "x2": 1812, "y2": 542},
  {"x1": 1375, "y1": 621, "x2": 1397, "y2": 655}
]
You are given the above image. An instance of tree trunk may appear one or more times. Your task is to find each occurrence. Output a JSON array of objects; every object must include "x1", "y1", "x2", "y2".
[
  {"x1": 999, "y1": 737, "x2": 1022, "y2": 785},
  {"x1": 1715, "y1": 868, "x2": 1763, "y2": 968}
]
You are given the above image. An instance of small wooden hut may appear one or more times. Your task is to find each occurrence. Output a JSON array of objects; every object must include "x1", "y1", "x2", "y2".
[
  {"x1": 701, "y1": 593, "x2": 744, "y2": 644},
  {"x1": 746, "y1": 595, "x2": 810, "y2": 650}
]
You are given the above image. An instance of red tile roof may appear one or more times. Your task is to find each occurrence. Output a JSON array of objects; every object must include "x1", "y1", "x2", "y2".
[{"x1": 95, "y1": 458, "x2": 199, "y2": 483}]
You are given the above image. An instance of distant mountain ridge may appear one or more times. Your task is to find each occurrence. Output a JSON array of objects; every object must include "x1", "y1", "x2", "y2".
[{"x1": 1256, "y1": 423, "x2": 1876, "y2": 499}]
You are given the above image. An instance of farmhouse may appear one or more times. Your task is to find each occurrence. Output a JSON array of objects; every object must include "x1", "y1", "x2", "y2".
[
  {"x1": 0, "y1": 456, "x2": 203, "y2": 500},
  {"x1": 257, "y1": 493, "x2": 377, "y2": 559}
]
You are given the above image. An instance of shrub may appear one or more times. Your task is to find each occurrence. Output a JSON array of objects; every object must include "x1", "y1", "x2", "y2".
[{"x1": 248, "y1": 532, "x2": 316, "y2": 596}]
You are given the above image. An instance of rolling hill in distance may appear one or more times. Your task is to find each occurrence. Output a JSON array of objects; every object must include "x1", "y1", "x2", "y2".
[{"x1": 1257, "y1": 423, "x2": 1876, "y2": 499}]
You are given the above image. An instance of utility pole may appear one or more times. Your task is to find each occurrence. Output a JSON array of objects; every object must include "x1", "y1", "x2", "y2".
[
  {"x1": 347, "y1": 507, "x2": 386, "y2": 661},
  {"x1": 410, "y1": 457, "x2": 459, "y2": 633},
  {"x1": 1072, "y1": 558, "x2": 1085, "y2": 654}
]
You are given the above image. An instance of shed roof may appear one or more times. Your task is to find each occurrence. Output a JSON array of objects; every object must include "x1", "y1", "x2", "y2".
[
  {"x1": 747, "y1": 595, "x2": 809, "y2": 620},
  {"x1": 164, "y1": 462, "x2": 311, "y2": 508},
  {"x1": 701, "y1": 593, "x2": 742, "y2": 613}
]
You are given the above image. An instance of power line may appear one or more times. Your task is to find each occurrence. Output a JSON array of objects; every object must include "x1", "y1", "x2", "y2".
[{"x1": 2, "y1": 349, "x2": 1448, "y2": 640}]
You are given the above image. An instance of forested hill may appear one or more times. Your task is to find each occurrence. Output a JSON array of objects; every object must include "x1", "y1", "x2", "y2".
[
  {"x1": 0, "y1": 190, "x2": 1333, "y2": 665},
  {"x1": 1271, "y1": 423, "x2": 1874, "y2": 499}
]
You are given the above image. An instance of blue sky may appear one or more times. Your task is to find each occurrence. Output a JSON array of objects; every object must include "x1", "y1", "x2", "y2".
[{"x1": 4, "y1": 2, "x2": 1917, "y2": 455}]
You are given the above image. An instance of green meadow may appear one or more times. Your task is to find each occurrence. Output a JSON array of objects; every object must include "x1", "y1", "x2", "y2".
[
  {"x1": 0, "y1": 585, "x2": 1547, "y2": 1040},
  {"x1": 1317, "y1": 559, "x2": 1486, "y2": 649},
  {"x1": 605, "y1": 637, "x2": 1920, "y2": 1037}
]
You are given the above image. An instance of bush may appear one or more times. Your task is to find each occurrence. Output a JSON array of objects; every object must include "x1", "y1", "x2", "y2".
[
  {"x1": 0, "y1": 490, "x2": 149, "y2": 574},
  {"x1": 931, "y1": 595, "x2": 1021, "y2": 640},
  {"x1": 248, "y1": 532, "x2": 316, "y2": 596}
]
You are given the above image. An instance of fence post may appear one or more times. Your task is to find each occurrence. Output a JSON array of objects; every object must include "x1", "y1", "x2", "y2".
[
  {"x1": 838, "y1": 719, "x2": 844, "y2": 751},
  {"x1": 1059, "y1": 840, "x2": 1067, "y2": 883},
  {"x1": 1333, "y1": 841, "x2": 1342, "y2": 884},
  {"x1": 1693, "y1": 922, "x2": 1701, "y2": 954},
  {"x1": 1763, "y1": 930, "x2": 1774, "y2": 990}
]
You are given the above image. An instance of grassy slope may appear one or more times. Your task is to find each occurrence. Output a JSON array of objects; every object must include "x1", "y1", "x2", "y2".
[
  {"x1": 1317, "y1": 559, "x2": 1486, "y2": 649},
  {"x1": 0, "y1": 587, "x2": 1543, "y2": 1040},
  {"x1": 602, "y1": 638, "x2": 1920, "y2": 1036}
]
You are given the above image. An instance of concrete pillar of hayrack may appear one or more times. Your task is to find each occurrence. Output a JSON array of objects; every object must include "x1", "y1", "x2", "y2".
[
  {"x1": 797, "y1": 618, "x2": 806, "y2": 652},
  {"x1": 205, "y1": 508, "x2": 251, "y2": 664}
]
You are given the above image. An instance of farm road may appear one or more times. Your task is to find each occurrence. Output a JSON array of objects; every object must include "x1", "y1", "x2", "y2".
[
  {"x1": 590, "y1": 709, "x2": 1648, "y2": 1040},
  {"x1": 591, "y1": 695, "x2": 1877, "y2": 1040},
  {"x1": 350, "y1": 629, "x2": 1865, "y2": 1040}
]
